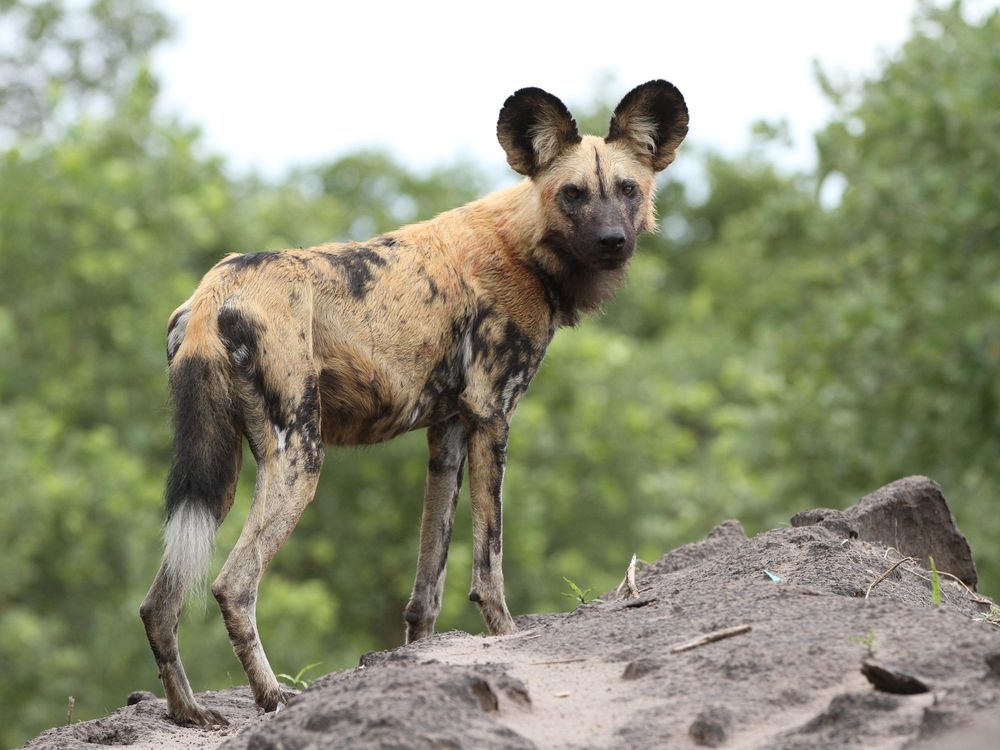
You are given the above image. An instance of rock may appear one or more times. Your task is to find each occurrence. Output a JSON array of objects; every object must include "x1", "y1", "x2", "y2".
[
  {"x1": 688, "y1": 706, "x2": 732, "y2": 747},
  {"x1": 793, "y1": 476, "x2": 977, "y2": 588},
  {"x1": 125, "y1": 690, "x2": 157, "y2": 706},
  {"x1": 861, "y1": 659, "x2": 930, "y2": 694},
  {"x1": 985, "y1": 652, "x2": 1000, "y2": 676},
  {"x1": 790, "y1": 507, "x2": 858, "y2": 540},
  {"x1": 621, "y1": 658, "x2": 661, "y2": 680}
]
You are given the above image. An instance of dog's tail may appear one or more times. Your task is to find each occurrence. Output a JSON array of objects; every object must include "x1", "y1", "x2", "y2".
[{"x1": 161, "y1": 297, "x2": 242, "y2": 599}]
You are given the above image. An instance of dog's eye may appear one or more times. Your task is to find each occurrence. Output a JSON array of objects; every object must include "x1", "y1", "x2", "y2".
[
  {"x1": 562, "y1": 186, "x2": 581, "y2": 201},
  {"x1": 621, "y1": 182, "x2": 636, "y2": 197}
]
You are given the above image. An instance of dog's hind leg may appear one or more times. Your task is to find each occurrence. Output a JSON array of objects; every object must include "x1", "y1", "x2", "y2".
[
  {"x1": 212, "y1": 302, "x2": 325, "y2": 712},
  {"x1": 211, "y1": 441, "x2": 321, "y2": 712},
  {"x1": 141, "y1": 560, "x2": 230, "y2": 726},
  {"x1": 403, "y1": 416, "x2": 466, "y2": 643}
]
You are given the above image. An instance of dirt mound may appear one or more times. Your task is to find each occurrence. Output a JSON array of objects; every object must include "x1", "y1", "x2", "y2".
[{"x1": 23, "y1": 476, "x2": 1000, "y2": 749}]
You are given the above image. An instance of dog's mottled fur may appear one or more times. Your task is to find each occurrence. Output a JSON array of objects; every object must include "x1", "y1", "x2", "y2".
[{"x1": 140, "y1": 81, "x2": 688, "y2": 726}]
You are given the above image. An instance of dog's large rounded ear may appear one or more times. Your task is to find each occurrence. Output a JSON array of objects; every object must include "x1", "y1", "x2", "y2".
[
  {"x1": 606, "y1": 80, "x2": 688, "y2": 171},
  {"x1": 497, "y1": 87, "x2": 581, "y2": 177}
]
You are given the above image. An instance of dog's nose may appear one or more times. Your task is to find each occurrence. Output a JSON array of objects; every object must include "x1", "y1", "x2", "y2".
[{"x1": 598, "y1": 230, "x2": 626, "y2": 251}]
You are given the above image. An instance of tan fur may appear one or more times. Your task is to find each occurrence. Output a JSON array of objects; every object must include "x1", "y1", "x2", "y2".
[{"x1": 140, "y1": 80, "x2": 688, "y2": 726}]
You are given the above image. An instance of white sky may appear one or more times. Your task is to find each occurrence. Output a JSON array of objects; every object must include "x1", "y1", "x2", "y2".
[{"x1": 152, "y1": 1, "x2": 994, "y2": 179}]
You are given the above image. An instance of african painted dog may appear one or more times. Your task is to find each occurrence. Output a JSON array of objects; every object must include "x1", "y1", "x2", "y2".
[{"x1": 140, "y1": 80, "x2": 688, "y2": 726}]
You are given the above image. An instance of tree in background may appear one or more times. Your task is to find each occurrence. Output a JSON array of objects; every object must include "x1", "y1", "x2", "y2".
[{"x1": 1, "y1": 1, "x2": 998, "y2": 746}]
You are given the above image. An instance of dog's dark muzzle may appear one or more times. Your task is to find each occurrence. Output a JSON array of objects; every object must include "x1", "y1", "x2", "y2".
[{"x1": 593, "y1": 227, "x2": 634, "y2": 269}]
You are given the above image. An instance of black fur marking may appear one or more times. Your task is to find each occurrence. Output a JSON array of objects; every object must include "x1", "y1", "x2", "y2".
[
  {"x1": 595, "y1": 148, "x2": 608, "y2": 199},
  {"x1": 219, "y1": 251, "x2": 281, "y2": 270},
  {"x1": 416, "y1": 315, "x2": 472, "y2": 422},
  {"x1": 474, "y1": 519, "x2": 496, "y2": 578},
  {"x1": 375, "y1": 235, "x2": 400, "y2": 248},
  {"x1": 165, "y1": 310, "x2": 188, "y2": 364},
  {"x1": 468, "y1": 308, "x2": 539, "y2": 413},
  {"x1": 292, "y1": 375, "x2": 324, "y2": 475},
  {"x1": 217, "y1": 307, "x2": 321, "y2": 468},
  {"x1": 217, "y1": 306, "x2": 287, "y2": 432},
  {"x1": 488, "y1": 517, "x2": 501, "y2": 557},
  {"x1": 146, "y1": 639, "x2": 177, "y2": 666},
  {"x1": 556, "y1": 188, "x2": 587, "y2": 224},
  {"x1": 621, "y1": 181, "x2": 643, "y2": 223},
  {"x1": 488, "y1": 440, "x2": 506, "y2": 557},
  {"x1": 165, "y1": 356, "x2": 241, "y2": 522},
  {"x1": 428, "y1": 454, "x2": 461, "y2": 475},
  {"x1": 527, "y1": 260, "x2": 569, "y2": 322},
  {"x1": 437, "y1": 459, "x2": 464, "y2": 580},
  {"x1": 468, "y1": 591, "x2": 482, "y2": 603},
  {"x1": 320, "y1": 246, "x2": 388, "y2": 299}
]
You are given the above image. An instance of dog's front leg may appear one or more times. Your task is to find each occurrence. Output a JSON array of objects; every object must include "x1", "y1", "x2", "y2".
[
  {"x1": 404, "y1": 416, "x2": 466, "y2": 643},
  {"x1": 466, "y1": 415, "x2": 516, "y2": 635}
]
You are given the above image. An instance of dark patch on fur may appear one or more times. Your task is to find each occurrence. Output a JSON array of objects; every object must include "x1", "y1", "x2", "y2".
[
  {"x1": 595, "y1": 148, "x2": 608, "y2": 199},
  {"x1": 292, "y1": 375, "x2": 324, "y2": 474},
  {"x1": 428, "y1": 454, "x2": 462, "y2": 475},
  {"x1": 219, "y1": 251, "x2": 282, "y2": 270},
  {"x1": 437, "y1": 455, "x2": 465, "y2": 580},
  {"x1": 215, "y1": 588, "x2": 260, "y2": 652},
  {"x1": 375, "y1": 235, "x2": 401, "y2": 248},
  {"x1": 165, "y1": 309, "x2": 187, "y2": 365},
  {"x1": 416, "y1": 315, "x2": 473, "y2": 423},
  {"x1": 526, "y1": 260, "x2": 568, "y2": 322},
  {"x1": 474, "y1": 522, "x2": 496, "y2": 579},
  {"x1": 470, "y1": 309, "x2": 537, "y2": 414},
  {"x1": 165, "y1": 356, "x2": 241, "y2": 523},
  {"x1": 217, "y1": 307, "x2": 287, "y2": 434},
  {"x1": 320, "y1": 246, "x2": 388, "y2": 299},
  {"x1": 556, "y1": 188, "x2": 587, "y2": 225},
  {"x1": 146, "y1": 638, "x2": 177, "y2": 667}
]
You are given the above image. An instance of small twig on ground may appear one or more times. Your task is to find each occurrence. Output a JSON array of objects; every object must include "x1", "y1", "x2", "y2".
[
  {"x1": 66, "y1": 696, "x2": 75, "y2": 725},
  {"x1": 614, "y1": 554, "x2": 641, "y2": 600},
  {"x1": 669, "y1": 624, "x2": 752, "y2": 653},
  {"x1": 866, "y1": 556, "x2": 916, "y2": 599},
  {"x1": 529, "y1": 657, "x2": 589, "y2": 666},
  {"x1": 935, "y1": 569, "x2": 992, "y2": 605},
  {"x1": 498, "y1": 629, "x2": 538, "y2": 640},
  {"x1": 903, "y1": 567, "x2": 993, "y2": 605},
  {"x1": 875, "y1": 549, "x2": 993, "y2": 606}
]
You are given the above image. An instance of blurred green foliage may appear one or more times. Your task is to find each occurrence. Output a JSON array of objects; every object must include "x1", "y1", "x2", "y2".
[{"x1": 2, "y1": 1, "x2": 999, "y2": 746}]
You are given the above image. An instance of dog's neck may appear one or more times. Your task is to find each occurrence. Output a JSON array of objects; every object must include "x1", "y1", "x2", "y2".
[{"x1": 447, "y1": 181, "x2": 629, "y2": 327}]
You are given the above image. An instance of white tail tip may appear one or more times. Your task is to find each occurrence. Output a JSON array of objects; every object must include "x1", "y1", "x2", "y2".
[{"x1": 163, "y1": 502, "x2": 217, "y2": 600}]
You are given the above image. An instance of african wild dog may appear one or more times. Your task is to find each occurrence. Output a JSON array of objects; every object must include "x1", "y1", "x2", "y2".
[{"x1": 140, "y1": 80, "x2": 688, "y2": 726}]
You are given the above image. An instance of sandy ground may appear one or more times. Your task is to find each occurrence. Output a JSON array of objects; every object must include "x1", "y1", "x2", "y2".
[{"x1": 23, "y1": 476, "x2": 1000, "y2": 749}]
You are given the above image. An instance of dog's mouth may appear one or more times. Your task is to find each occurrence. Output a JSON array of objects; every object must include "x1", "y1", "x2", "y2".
[{"x1": 594, "y1": 246, "x2": 634, "y2": 270}]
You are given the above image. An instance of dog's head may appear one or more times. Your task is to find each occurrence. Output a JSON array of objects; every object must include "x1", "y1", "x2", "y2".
[{"x1": 497, "y1": 81, "x2": 688, "y2": 272}]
